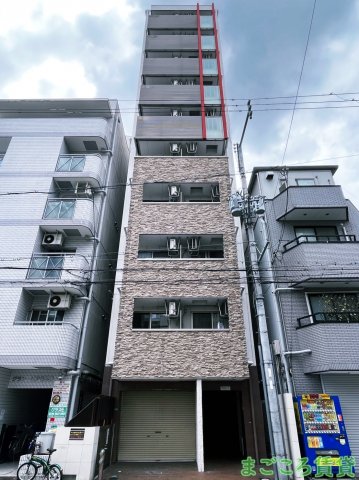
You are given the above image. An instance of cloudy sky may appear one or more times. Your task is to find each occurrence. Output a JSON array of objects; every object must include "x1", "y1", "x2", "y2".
[{"x1": 1, "y1": 0, "x2": 359, "y2": 204}]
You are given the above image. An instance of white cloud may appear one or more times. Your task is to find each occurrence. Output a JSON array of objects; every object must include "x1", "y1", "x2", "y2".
[
  {"x1": 2, "y1": 58, "x2": 97, "y2": 98},
  {"x1": 0, "y1": 0, "x2": 139, "y2": 36}
]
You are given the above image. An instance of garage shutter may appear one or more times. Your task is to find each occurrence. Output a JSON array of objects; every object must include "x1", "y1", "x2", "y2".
[
  {"x1": 118, "y1": 390, "x2": 196, "y2": 461},
  {"x1": 321, "y1": 375, "x2": 359, "y2": 466}
]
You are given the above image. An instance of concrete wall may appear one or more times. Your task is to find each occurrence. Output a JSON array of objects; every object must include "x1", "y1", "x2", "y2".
[{"x1": 112, "y1": 156, "x2": 248, "y2": 380}]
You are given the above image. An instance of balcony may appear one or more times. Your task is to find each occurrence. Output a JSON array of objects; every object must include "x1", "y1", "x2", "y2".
[
  {"x1": 133, "y1": 297, "x2": 229, "y2": 330},
  {"x1": 26, "y1": 253, "x2": 90, "y2": 295},
  {"x1": 273, "y1": 185, "x2": 348, "y2": 221},
  {"x1": 143, "y1": 182, "x2": 220, "y2": 203},
  {"x1": 53, "y1": 154, "x2": 106, "y2": 187},
  {"x1": 148, "y1": 14, "x2": 197, "y2": 29},
  {"x1": 139, "y1": 85, "x2": 200, "y2": 105},
  {"x1": 41, "y1": 198, "x2": 94, "y2": 236},
  {"x1": 146, "y1": 34, "x2": 198, "y2": 51},
  {"x1": 138, "y1": 234, "x2": 224, "y2": 260},
  {"x1": 296, "y1": 319, "x2": 359, "y2": 373},
  {"x1": 282, "y1": 240, "x2": 359, "y2": 287},
  {"x1": 204, "y1": 86, "x2": 221, "y2": 105},
  {"x1": 136, "y1": 116, "x2": 202, "y2": 139},
  {"x1": 143, "y1": 58, "x2": 199, "y2": 76},
  {"x1": 283, "y1": 234, "x2": 356, "y2": 252},
  {"x1": 0, "y1": 322, "x2": 79, "y2": 369}
]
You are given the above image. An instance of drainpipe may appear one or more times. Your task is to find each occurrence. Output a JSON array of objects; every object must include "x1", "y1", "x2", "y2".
[{"x1": 67, "y1": 107, "x2": 120, "y2": 420}]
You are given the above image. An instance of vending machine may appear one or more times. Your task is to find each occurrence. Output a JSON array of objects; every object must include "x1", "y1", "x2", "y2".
[{"x1": 294, "y1": 394, "x2": 352, "y2": 475}]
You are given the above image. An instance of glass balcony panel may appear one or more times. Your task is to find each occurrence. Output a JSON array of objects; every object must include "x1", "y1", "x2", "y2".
[
  {"x1": 203, "y1": 59, "x2": 217, "y2": 75},
  {"x1": 201, "y1": 35, "x2": 215, "y2": 50},
  {"x1": 28, "y1": 256, "x2": 64, "y2": 279},
  {"x1": 43, "y1": 200, "x2": 75, "y2": 219},
  {"x1": 56, "y1": 155, "x2": 85, "y2": 172},
  {"x1": 200, "y1": 16, "x2": 213, "y2": 29},
  {"x1": 204, "y1": 85, "x2": 221, "y2": 104},
  {"x1": 205, "y1": 117, "x2": 223, "y2": 139}
]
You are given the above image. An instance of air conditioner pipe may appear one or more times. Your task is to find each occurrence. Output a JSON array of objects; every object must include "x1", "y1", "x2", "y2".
[{"x1": 283, "y1": 349, "x2": 311, "y2": 356}]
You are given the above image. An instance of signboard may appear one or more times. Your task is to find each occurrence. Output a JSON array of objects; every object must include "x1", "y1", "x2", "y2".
[
  {"x1": 46, "y1": 377, "x2": 72, "y2": 431},
  {"x1": 69, "y1": 428, "x2": 85, "y2": 441},
  {"x1": 48, "y1": 406, "x2": 67, "y2": 418}
]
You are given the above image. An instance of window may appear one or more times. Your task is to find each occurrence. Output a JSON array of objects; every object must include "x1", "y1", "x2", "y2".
[
  {"x1": 308, "y1": 293, "x2": 359, "y2": 323},
  {"x1": 43, "y1": 200, "x2": 75, "y2": 219},
  {"x1": 193, "y1": 312, "x2": 212, "y2": 328},
  {"x1": 133, "y1": 312, "x2": 170, "y2": 329},
  {"x1": 56, "y1": 155, "x2": 85, "y2": 172},
  {"x1": 23, "y1": 309, "x2": 65, "y2": 325},
  {"x1": 295, "y1": 226, "x2": 339, "y2": 242},
  {"x1": 27, "y1": 256, "x2": 64, "y2": 279},
  {"x1": 296, "y1": 178, "x2": 316, "y2": 186}
]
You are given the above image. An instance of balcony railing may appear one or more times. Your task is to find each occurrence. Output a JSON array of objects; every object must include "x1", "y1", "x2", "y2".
[
  {"x1": 27, "y1": 254, "x2": 90, "y2": 283},
  {"x1": 56, "y1": 155, "x2": 85, "y2": 172},
  {"x1": 43, "y1": 200, "x2": 75, "y2": 219},
  {"x1": 284, "y1": 234, "x2": 356, "y2": 252},
  {"x1": 297, "y1": 311, "x2": 359, "y2": 328},
  {"x1": 27, "y1": 255, "x2": 64, "y2": 279}
]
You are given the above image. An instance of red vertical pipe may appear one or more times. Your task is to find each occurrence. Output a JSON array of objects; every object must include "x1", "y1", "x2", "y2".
[
  {"x1": 212, "y1": 3, "x2": 228, "y2": 139},
  {"x1": 197, "y1": 3, "x2": 206, "y2": 139}
]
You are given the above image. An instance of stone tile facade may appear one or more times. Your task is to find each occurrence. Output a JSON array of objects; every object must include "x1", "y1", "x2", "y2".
[{"x1": 112, "y1": 156, "x2": 248, "y2": 379}]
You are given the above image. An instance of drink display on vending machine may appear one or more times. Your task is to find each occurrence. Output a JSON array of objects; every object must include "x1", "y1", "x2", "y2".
[{"x1": 294, "y1": 394, "x2": 353, "y2": 475}]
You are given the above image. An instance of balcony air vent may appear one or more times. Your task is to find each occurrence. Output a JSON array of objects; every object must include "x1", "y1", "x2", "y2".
[
  {"x1": 166, "y1": 300, "x2": 180, "y2": 317},
  {"x1": 168, "y1": 185, "x2": 180, "y2": 201},
  {"x1": 42, "y1": 233, "x2": 64, "y2": 250},
  {"x1": 83, "y1": 140, "x2": 98, "y2": 151},
  {"x1": 48, "y1": 293, "x2": 72, "y2": 310},
  {"x1": 170, "y1": 143, "x2": 182, "y2": 155},
  {"x1": 218, "y1": 300, "x2": 228, "y2": 318},
  {"x1": 186, "y1": 142, "x2": 197, "y2": 154},
  {"x1": 187, "y1": 236, "x2": 200, "y2": 256},
  {"x1": 75, "y1": 182, "x2": 93, "y2": 198}
]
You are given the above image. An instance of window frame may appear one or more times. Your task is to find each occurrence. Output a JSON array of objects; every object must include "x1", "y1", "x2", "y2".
[{"x1": 19, "y1": 309, "x2": 65, "y2": 325}]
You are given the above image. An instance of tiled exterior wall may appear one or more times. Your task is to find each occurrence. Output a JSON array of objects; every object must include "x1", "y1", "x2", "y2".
[{"x1": 112, "y1": 156, "x2": 249, "y2": 380}]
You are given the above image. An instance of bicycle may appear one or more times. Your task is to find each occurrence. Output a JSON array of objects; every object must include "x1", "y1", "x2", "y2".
[{"x1": 16, "y1": 448, "x2": 62, "y2": 480}]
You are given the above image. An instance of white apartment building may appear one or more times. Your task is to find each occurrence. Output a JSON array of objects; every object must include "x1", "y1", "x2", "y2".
[{"x1": 0, "y1": 99, "x2": 129, "y2": 460}]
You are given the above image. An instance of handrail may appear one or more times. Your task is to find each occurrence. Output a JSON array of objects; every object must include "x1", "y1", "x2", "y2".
[
  {"x1": 297, "y1": 311, "x2": 359, "y2": 328},
  {"x1": 284, "y1": 234, "x2": 356, "y2": 252},
  {"x1": 14, "y1": 321, "x2": 79, "y2": 330}
]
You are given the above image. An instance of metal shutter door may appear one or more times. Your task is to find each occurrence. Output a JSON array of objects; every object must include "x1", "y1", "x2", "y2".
[
  {"x1": 118, "y1": 391, "x2": 196, "y2": 461},
  {"x1": 322, "y1": 375, "x2": 359, "y2": 466}
]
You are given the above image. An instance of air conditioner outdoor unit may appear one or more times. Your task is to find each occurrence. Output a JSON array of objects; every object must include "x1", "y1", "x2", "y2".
[
  {"x1": 211, "y1": 184, "x2": 220, "y2": 200},
  {"x1": 42, "y1": 233, "x2": 64, "y2": 249},
  {"x1": 187, "y1": 236, "x2": 200, "y2": 256},
  {"x1": 48, "y1": 293, "x2": 72, "y2": 310},
  {"x1": 170, "y1": 143, "x2": 181, "y2": 155},
  {"x1": 171, "y1": 109, "x2": 182, "y2": 117},
  {"x1": 75, "y1": 182, "x2": 92, "y2": 198},
  {"x1": 172, "y1": 79, "x2": 182, "y2": 86},
  {"x1": 166, "y1": 300, "x2": 180, "y2": 317},
  {"x1": 169, "y1": 185, "x2": 180, "y2": 200},
  {"x1": 218, "y1": 300, "x2": 229, "y2": 318},
  {"x1": 186, "y1": 142, "x2": 197, "y2": 154}
]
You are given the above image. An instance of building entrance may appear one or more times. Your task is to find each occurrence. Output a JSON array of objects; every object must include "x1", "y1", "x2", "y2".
[
  {"x1": 202, "y1": 390, "x2": 243, "y2": 461},
  {"x1": 0, "y1": 388, "x2": 51, "y2": 461}
]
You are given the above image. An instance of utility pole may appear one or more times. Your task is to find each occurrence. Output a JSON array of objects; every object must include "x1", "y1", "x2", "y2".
[{"x1": 230, "y1": 101, "x2": 287, "y2": 480}]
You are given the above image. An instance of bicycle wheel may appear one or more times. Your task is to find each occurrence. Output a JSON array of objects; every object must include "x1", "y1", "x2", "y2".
[
  {"x1": 48, "y1": 465, "x2": 62, "y2": 479},
  {"x1": 17, "y1": 462, "x2": 37, "y2": 480}
]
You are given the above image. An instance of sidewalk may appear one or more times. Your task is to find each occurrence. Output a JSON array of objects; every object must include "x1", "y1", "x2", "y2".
[
  {"x1": 0, "y1": 462, "x2": 17, "y2": 480},
  {"x1": 103, "y1": 462, "x2": 254, "y2": 480}
]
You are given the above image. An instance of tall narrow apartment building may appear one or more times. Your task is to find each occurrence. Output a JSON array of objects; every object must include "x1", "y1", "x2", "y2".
[
  {"x1": 106, "y1": 4, "x2": 266, "y2": 470},
  {"x1": 0, "y1": 99, "x2": 129, "y2": 459}
]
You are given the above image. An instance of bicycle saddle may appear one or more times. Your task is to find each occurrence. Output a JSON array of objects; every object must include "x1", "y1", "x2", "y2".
[{"x1": 47, "y1": 448, "x2": 57, "y2": 454}]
